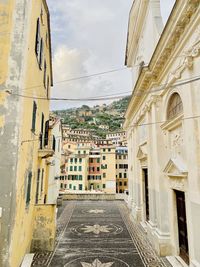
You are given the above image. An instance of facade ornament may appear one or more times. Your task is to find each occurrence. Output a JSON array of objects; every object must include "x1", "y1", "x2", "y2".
[{"x1": 165, "y1": 27, "x2": 200, "y2": 88}]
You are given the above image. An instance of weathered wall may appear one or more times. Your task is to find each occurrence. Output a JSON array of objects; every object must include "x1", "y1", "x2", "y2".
[
  {"x1": 0, "y1": 0, "x2": 30, "y2": 266},
  {"x1": 31, "y1": 205, "x2": 56, "y2": 252}
]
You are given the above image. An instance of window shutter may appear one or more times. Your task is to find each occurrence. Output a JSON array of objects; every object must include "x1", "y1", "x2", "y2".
[
  {"x1": 52, "y1": 135, "x2": 56, "y2": 151},
  {"x1": 32, "y1": 101, "x2": 37, "y2": 132},
  {"x1": 44, "y1": 120, "x2": 49, "y2": 147},
  {"x1": 39, "y1": 38, "x2": 43, "y2": 69},
  {"x1": 35, "y1": 19, "x2": 40, "y2": 57},
  {"x1": 35, "y1": 169, "x2": 40, "y2": 204},
  {"x1": 40, "y1": 113, "x2": 44, "y2": 149},
  {"x1": 26, "y1": 172, "x2": 32, "y2": 205},
  {"x1": 44, "y1": 60, "x2": 47, "y2": 88}
]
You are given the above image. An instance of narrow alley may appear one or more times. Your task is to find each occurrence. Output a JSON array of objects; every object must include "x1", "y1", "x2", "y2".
[{"x1": 32, "y1": 201, "x2": 170, "y2": 267}]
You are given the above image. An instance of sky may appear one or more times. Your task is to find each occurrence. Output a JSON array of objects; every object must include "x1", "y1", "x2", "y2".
[{"x1": 47, "y1": 0, "x2": 175, "y2": 110}]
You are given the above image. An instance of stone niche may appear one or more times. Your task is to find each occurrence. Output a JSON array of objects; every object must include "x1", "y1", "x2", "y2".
[{"x1": 31, "y1": 204, "x2": 56, "y2": 252}]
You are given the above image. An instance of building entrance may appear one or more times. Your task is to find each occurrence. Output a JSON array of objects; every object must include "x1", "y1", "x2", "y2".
[
  {"x1": 143, "y1": 168, "x2": 149, "y2": 221},
  {"x1": 175, "y1": 190, "x2": 189, "y2": 264}
]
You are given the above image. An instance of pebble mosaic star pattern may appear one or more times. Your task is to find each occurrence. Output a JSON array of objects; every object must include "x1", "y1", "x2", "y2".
[{"x1": 32, "y1": 201, "x2": 171, "y2": 267}]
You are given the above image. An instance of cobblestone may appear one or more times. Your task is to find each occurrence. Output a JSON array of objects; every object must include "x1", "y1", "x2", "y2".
[{"x1": 32, "y1": 201, "x2": 171, "y2": 267}]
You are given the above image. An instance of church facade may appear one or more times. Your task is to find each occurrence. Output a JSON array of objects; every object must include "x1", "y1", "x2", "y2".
[{"x1": 124, "y1": 0, "x2": 200, "y2": 266}]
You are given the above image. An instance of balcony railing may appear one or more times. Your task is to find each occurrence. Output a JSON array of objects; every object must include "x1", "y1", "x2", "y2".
[{"x1": 38, "y1": 134, "x2": 56, "y2": 159}]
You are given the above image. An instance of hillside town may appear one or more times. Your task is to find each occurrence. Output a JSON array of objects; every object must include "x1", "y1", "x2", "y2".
[{"x1": 1, "y1": 1, "x2": 200, "y2": 267}]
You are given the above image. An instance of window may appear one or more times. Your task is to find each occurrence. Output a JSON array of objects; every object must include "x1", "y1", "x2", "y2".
[
  {"x1": 26, "y1": 172, "x2": 32, "y2": 205},
  {"x1": 116, "y1": 164, "x2": 117, "y2": 169},
  {"x1": 31, "y1": 101, "x2": 37, "y2": 132},
  {"x1": 43, "y1": 60, "x2": 47, "y2": 88},
  {"x1": 39, "y1": 112, "x2": 44, "y2": 149},
  {"x1": 79, "y1": 175, "x2": 82, "y2": 180},
  {"x1": 41, "y1": 169, "x2": 44, "y2": 193},
  {"x1": 103, "y1": 173, "x2": 106, "y2": 178},
  {"x1": 84, "y1": 151, "x2": 86, "y2": 154},
  {"x1": 108, "y1": 148, "x2": 111, "y2": 152},
  {"x1": 103, "y1": 184, "x2": 106, "y2": 189},
  {"x1": 52, "y1": 135, "x2": 56, "y2": 151},
  {"x1": 119, "y1": 173, "x2": 122, "y2": 178},
  {"x1": 119, "y1": 182, "x2": 122, "y2": 186},
  {"x1": 104, "y1": 164, "x2": 107, "y2": 169},
  {"x1": 119, "y1": 155, "x2": 122, "y2": 160},
  {"x1": 103, "y1": 156, "x2": 106, "y2": 160},
  {"x1": 69, "y1": 184, "x2": 72, "y2": 189},
  {"x1": 79, "y1": 158, "x2": 82, "y2": 163},
  {"x1": 70, "y1": 158, "x2": 73, "y2": 163},
  {"x1": 167, "y1": 93, "x2": 183, "y2": 120},
  {"x1": 124, "y1": 182, "x2": 127, "y2": 186},
  {"x1": 97, "y1": 167, "x2": 100, "y2": 172},
  {"x1": 90, "y1": 158, "x2": 93, "y2": 163},
  {"x1": 103, "y1": 148, "x2": 106, "y2": 152},
  {"x1": 124, "y1": 173, "x2": 127, "y2": 178},
  {"x1": 35, "y1": 169, "x2": 40, "y2": 204},
  {"x1": 97, "y1": 158, "x2": 100, "y2": 163},
  {"x1": 78, "y1": 151, "x2": 81, "y2": 154},
  {"x1": 39, "y1": 38, "x2": 43, "y2": 69},
  {"x1": 123, "y1": 155, "x2": 127, "y2": 160},
  {"x1": 79, "y1": 166, "x2": 82, "y2": 171},
  {"x1": 74, "y1": 166, "x2": 77, "y2": 171},
  {"x1": 70, "y1": 166, "x2": 73, "y2": 171},
  {"x1": 79, "y1": 184, "x2": 83, "y2": 190},
  {"x1": 35, "y1": 19, "x2": 40, "y2": 60},
  {"x1": 44, "y1": 120, "x2": 49, "y2": 146}
]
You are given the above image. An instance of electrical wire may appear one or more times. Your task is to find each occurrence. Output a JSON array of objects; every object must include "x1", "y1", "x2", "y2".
[
  {"x1": 20, "y1": 53, "x2": 190, "y2": 93},
  {"x1": 7, "y1": 75, "x2": 200, "y2": 101}
]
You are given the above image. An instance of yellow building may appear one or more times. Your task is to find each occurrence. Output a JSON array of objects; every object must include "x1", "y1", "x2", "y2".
[
  {"x1": 0, "y1": 1, "x2": 55, "y2": 266},
  {"x1": 100, "y1": 147, "x2": 116, "y2": 193},
  {"x1": 116, "y1": 147, "x2": 128, "y2": 193}
]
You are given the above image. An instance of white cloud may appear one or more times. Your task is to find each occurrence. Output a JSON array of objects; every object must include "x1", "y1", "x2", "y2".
[{"x1": 47, "y1": 0, "x2": 175, "y2": 110}]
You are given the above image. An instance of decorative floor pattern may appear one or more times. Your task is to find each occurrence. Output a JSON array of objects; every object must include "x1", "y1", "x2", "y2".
[{"x1": 32, "y1": 201, "x2": 171, "y2": 267}]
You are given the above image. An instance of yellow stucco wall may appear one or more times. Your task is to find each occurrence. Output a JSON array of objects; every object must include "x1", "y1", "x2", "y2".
[
  {"x1": 8, "y1": 1, "x2": 54, "y2": 266},
  {"x1": 0, "y1": 0, "x2": 14, "y2": 86}
]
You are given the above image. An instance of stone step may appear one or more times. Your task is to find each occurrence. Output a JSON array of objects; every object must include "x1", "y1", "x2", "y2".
[
  {"x1": 167, "y1": 256, "x2": 188, "y2": 267},
  {"x1": 21, "y1": 254, "x2": 34, "y2": 267}
]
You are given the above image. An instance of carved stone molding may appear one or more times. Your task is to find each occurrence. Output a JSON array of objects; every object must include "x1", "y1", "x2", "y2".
[{"x1": 168, "y1": 176, "x2": 185, "y2": 191}]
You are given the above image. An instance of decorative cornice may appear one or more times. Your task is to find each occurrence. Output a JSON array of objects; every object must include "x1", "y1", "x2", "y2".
[{"x1": 125, "y1": 1, "x2": 200, "y2": 127}]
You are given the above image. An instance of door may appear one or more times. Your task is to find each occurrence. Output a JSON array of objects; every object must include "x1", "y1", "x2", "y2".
[
  {"x1": 143, "y1": 169, "x2": 149, "y2": 221},
  {"x1": 175, "y1": 190, "x2": 189, "y2": 264}
]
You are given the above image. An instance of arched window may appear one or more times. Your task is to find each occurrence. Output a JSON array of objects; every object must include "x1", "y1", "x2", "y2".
[{"x1": 167, "y1": 93, "x2": 183, "y2": 120}]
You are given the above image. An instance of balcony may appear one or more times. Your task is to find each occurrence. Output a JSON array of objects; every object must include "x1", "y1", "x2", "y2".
[{"x1": 38, "y1": 134, "x2": 56, "y2": 159}]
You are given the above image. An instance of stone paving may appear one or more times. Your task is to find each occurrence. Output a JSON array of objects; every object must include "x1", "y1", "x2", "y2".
[{"x1": 32, "y1": 201, "x2": 171, "y2": 267}]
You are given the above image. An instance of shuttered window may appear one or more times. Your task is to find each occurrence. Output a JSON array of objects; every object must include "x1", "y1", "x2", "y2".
[
  {"x1": 44, "y1": 120, "x2": 49, "y2": 146},
  {"x1": 35, "y1": 19, "x2": 40, "y2": 59},
  {"x1": 26, "y1": 172, "x2": 32, "y2": 205},
  {"x1": 35, "y1": 169, "x2": 40, "y2": 204},
  {"x1": 32, "y1": 101, "x2": 37, "y2": 132},
  {"x1": 43, "y1": 60, "x2": 47, "y2": 88},
  {"x1": 39, "y1": 38, "x2": 43, "y2": 69},
  {"x1": 52, "y1": 135, "x2": 56, "y2": 151}
]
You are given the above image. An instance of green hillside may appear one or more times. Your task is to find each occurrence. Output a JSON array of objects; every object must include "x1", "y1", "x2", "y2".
[{"x1": 53, "y1": 96, "x2": 130, "y2": 138}]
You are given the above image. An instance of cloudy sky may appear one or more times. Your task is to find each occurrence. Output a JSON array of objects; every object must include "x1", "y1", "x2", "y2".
[{"x1": 47, "y1": 0, "x2": 175, "y2": 110}]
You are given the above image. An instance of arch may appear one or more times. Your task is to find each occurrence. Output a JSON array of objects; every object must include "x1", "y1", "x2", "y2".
[{"x1": 167, "y1": 93, "x2": 183, "y2": 120}]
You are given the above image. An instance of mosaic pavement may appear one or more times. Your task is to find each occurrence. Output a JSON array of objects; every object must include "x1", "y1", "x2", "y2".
[{"x1": 32, "y1": 201, "x2": 171, "y2": 267}]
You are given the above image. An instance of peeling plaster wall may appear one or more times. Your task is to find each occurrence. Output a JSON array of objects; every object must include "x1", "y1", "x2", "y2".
[
  {"x1": 31, "y1": 205, "x2": 56, "y2": 252},
  {"x1": 0, "y1": 0, "x2": 31, "y2": 266}
]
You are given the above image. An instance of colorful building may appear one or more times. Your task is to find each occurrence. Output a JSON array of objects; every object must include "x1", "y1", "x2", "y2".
[
  {"x1": 116, "y1": 147, "x2": 128, "y2": 193},
  {"x1": 100, "y1": 147, "x2": 116, "y2": 193},
  {"x1": 0, "y1": 1, "x2": 55, "y2": 266}
]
